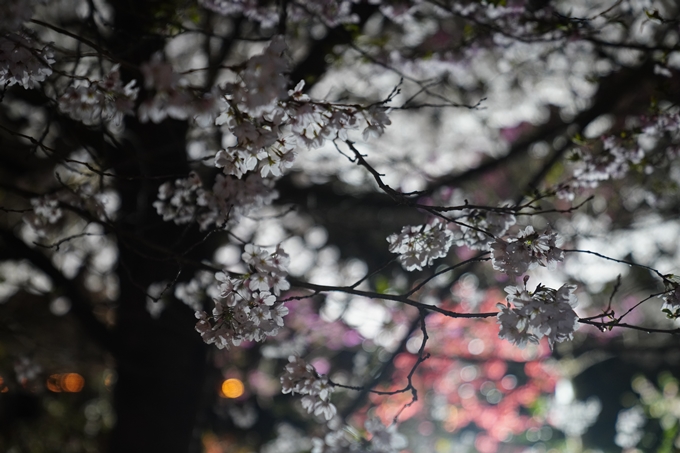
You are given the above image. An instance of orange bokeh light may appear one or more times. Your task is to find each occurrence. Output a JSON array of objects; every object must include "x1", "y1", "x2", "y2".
[
  {"x1": 220, "y1": 378, "x2": 244, "y2": 398},
  {"x1": 62, "y1": 373, "x2": 85, "y2": 392},
  {"x1": 47, "y1": 373, "x2": 85, "y2": 393}
]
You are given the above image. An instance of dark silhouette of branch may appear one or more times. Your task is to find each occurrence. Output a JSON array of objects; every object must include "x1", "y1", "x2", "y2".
[{"x1": 0, "y1": 227, "x2": 120, "y2": 356}]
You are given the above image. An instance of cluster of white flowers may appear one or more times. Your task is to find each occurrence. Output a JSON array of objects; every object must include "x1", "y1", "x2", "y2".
[
  {"x1": 289, "y1": 0, "x2": 360, "y2": 27},
  {"x1": 449, "y1": 1, "x2": 558, "y2": 42},
  {"x1": 58, "y1": 65, "x2": 138, "y2": 125},
  {"x1": 387, "y1": 219, "x2": 454, "y2": 271},
  {"x1": 497, "y1": 282, "x2": 579, "y2": 348},
  {"x1": 200, "y1": 0, "x2": 363, "y2": 28},
  {"x1": 153, "y1": 172, "x2": 203, "y2": 224},
  {"x1": 138, "y1": 53, "x2": 224, "y2": 125},
  {"x1": 311, "y1": 428, "x2": 357, "y2": 453},
  {"x1": 229, "y1": 36, "x2": 289, "y2": 116},
  {"x1": 216, "y1": 79, "x2": 392, "y2": 182},
  {"x1": 280, "y1": 356, "x2": 337, "y2": 421},
  {"x1": 0, "y1": 32, "x2": 54, "y2": 89},
  {"x1": 365, "y1": 417, "x2": 408, "y2": 453},
  {"x1": 138, "y1": 52, "x2": 191, "y2": 122},
  {"x1": 197, "y1": 173, "x2": 278, "y2": 229},
  {"x1": 153, "y1": 171, "x2": 279, "y2": 230},
  {"x1": 310, "y1": 418, "x2": 407, "y2": 453},
  {"x1": 361, "y1": 106, "x2": 392, "y2": 141},
  {"x1": 174, "y1": 270, "x2": 218, "y2": 312},
  {"x1": 199, "y1": 0, "x2": 279, "y2": 28},
  {"x1": 153, "y1": 37, "x2": 394, "y2": 233},
  {"x1": 288, "y1": 89, "x2": 391, "y2": 147},
  {"x1": 195, "y1": 244, "x2": 290, "y2": 349},
  {"x1": 214, "y1": 124, "x2": 296, "y2": 179},
  {"x1": 557, "y1": 136, "x2": 650, "y2": 200},
  {"x1": 216, "y1": 94, "x2": 391, "y2": 182},
  {"x1": 24, "y1": 195, "x2": 63, "y2": 236},
  {"x1": 641, "y1": 110, "x2": 680, "y2": 139},
  {"x1": 491, "y1": 226, "x2": 563, "y2": 277},
  {"x1": 457, "y1": 209, "x2": 517, "y2": 250},
  {"x1": 660, "y1": 275, "x2": 680, "y2": 319}
]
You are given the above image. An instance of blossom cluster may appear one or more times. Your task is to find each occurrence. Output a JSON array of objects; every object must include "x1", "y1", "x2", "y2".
[
  {"x1": 311, "y1": 428, "x2": 356, "y2": 453},
  {"x1": 497, "y1": 283, "x2": 579, "y2": 348},
  {"x1": 58, "y1": 65, "x2": 138, "y2": 125},
  {"x1": 153, "y1": 36, "x2": 393, "y2": 232},
  {"x1": 152, "y1": 172, "x2": 278, "y2": 230},
  {"x1": 310, "y1": 417, "x2": 407, "y2": 453},
  {"x1": 286, "y1": 87, "x2": 391, "y2": 146},
  {"x1": 228, "y1": 36, "x2": 289, "y2": 116},
  {"x1": 457, "y1": 209, "x2": 517, "y2": 250},
  {"x1": 200, "y1": 0, "x2": 362, "y2": 28},
  {"x1": 24, "y1": 195, "x2": 63, "y2": 237},
  {"x1": 491, "y1": 226, "x2": 563, "y2": 277},
  {"x1": 214, "y1": 81, "x2": 392, "y2": 183},
  {"x1": 214, "y1": 124, "x2": 296, "y2": 179},
  {"x1": 660, "y1": 275, "x2": 680, "y2": 319},
  {"x1": 280, "y1": 356, "x2": 337, "y2": 421},
  {"x1": 0, "y1": 32, "x2": 54, "y2": 89},
  {"x1": 212, "y1": 36, "x2": 392, "y2": 179},
  {"x1": 138, "y1": 53, "x2": 224, "y2": 125},
  {"x1": 153, "y1": 172, "x2": 204, "y2": 225},
  {"x1": 195, "y1": 244, "x2": 290, "y2": 349},
  {"x1": 174, "y1": 270, "x2": 218, "y2": 312},
  {"x1": 387, "y1": 219, "x2": 454, "y2": 271},
  {"x1": 212, "y1": 38, "x2": 295, "y2": 179},
  {"x1": 364, "y1": 417, "x2": 408, "y2": 453},
  {"x1": 557, "y1": 136, "x2": 647, "y2": 199},
  {"x1": 200, "y1": 173, "x2": 278, "y2": 228}
]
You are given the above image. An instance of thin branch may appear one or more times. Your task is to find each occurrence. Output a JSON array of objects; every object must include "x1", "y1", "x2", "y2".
[
  {"x1": 404, "y1": 253, "x2": 490, "y2": 297},
  {"x1": 289, "y1": 278, "x2": 497, "y2": 319},
  {"x1": 563, "y1": 249, "x2": 670, "y2": 283}
]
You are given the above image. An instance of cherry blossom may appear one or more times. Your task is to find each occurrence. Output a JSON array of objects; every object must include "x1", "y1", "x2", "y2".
[
  {"x1": 491, "y1": 226, "x2": 563, "y2": 277},
  {"x1": 457, "y1": 209, "x2": 517, "y2": 250},
  {"x1": 365, "y1": 417, "x2": 407, "y2": 453},
  {"x1": 387, "y1": 219, "x2": 454, "y2": 271},
  {"x1": 660, "y1": 275, "x2": 680, "y2": 319},
  {"x1": 280, "y1": 356, "x2": 337, "y2": 421},
  {"x1": 0, "y1": 32, "x2": 54, "y2": 89},
  {"x1": 58, "y1": 65, "x2": 138, "y2": 125},
  {"x1": 497, "y1": 282, "x2": 580, "y2": 348},
  {"x1": 152, "y1": 172, "x2": 204, "y2": 224},
  {"x1": 194, "y1": 244, "x2": 290, "y2": 349},
  {"x1": 24, "y1": 195, "x2": 64, "y2": 237}
]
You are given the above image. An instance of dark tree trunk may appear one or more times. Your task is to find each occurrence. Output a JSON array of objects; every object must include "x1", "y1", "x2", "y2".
[{"x1": 105, "y1": 2, "x2": 210, "y2": 451}]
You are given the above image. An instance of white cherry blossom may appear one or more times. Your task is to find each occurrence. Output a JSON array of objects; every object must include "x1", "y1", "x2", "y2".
[
  {"x1": 194, "y1": 244, "x2": 290, "y2": 349},
  {"x1": 497, "y1": 282, "x2": 580, "y2": 348},
  {"x1": 491, "y1": 226, "x2": 563, "y2": 277},
  {"x1": 387, "y1": 219, "x2": 454, "y2": 271},
  {"x1": 0, "y1": 32, "x2": 54, "y2": 89},
  {"x1": 280, "y1": 356, "x2": 337, "y2": 421}
]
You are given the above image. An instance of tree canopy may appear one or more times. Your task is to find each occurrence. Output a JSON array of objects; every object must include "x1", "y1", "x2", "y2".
[{"x1": 1, "y1": 1, "x2": 680, "y2": 452}]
